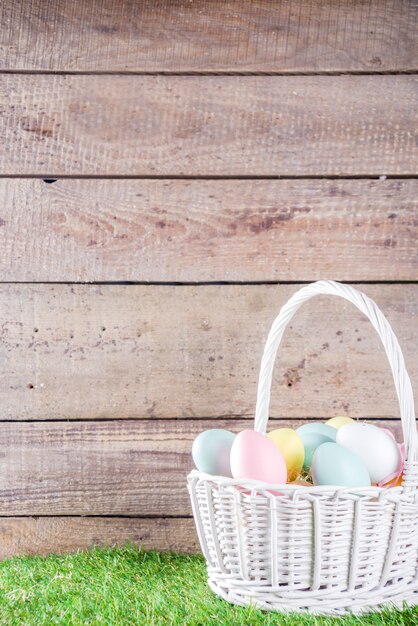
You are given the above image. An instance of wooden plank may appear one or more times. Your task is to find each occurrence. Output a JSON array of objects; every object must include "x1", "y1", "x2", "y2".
[
  {"x1": 0, "y1": 284, "x2": 416, "y2": 421},
  {"x1": 1, "y1": 75, "x2": 417, "y2": 176},
  {"x1": 0, "y1": 419, "x2": 403, "y2": 516},
  {"x1": 1, "y1": 0, "x2": 417, "y2": 72},
  {"x1": 0, "y1": 178, "x2": 416, "y2": 282},
  {"x1": 0, "y1": 517, "x2": 199, "y2": 559}
]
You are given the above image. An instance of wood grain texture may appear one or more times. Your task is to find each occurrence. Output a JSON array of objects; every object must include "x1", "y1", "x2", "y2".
[
  {"x1": 0, "y1": 284, "x2": 416, "y2": 421},
  {"x1": 0, "y1": 419, "x2": 403, "y2": 516},
  {"x1": 1, "y1": 0, "x2": 417, "y2": 72},
  {"x1": 0, "y1": 517, "x2": 199, "y2": 558},
  {"x1": 1, "y1": 75, "x2": 417, "y2": 176},
  {"x1": 1, "y1": 178, "x2": 417, "y2": 282}
]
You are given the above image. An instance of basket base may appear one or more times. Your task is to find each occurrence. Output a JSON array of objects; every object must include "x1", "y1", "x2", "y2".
[{"x1": 208, "y1": 577, "x2": 418, "y2": 616}]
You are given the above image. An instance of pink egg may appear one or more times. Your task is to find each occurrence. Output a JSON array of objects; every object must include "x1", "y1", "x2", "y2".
[
  {"x1": 381, "y1": 427, "x2": 396, "y2": 440},
  {"x1": 230, "y1": 430, "x2": 287, "y2": 484}
]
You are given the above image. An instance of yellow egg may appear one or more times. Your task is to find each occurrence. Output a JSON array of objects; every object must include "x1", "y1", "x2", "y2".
[
  {"x1": 267, "y1": 428, "x2": 305, "y2": 482},
  {"x1": 326, "y1": 416, "x2": 355, "y2": 429}
]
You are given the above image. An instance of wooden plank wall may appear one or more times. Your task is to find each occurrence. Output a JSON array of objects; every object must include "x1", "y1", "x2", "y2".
[{"x1": 0, "y1": 0, "x2": 417, "y2": 558}]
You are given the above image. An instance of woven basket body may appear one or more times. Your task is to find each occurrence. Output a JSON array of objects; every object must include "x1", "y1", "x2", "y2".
[{"x1": 187, "y1": 281, "x2": 418, "y2": 615}]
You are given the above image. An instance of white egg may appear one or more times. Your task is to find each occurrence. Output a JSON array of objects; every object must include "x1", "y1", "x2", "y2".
[{"x1": 336, "y1": 423, "x2": 401, "y2": 484}]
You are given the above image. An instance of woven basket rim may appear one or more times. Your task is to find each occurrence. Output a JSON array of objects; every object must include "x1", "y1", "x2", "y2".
[{"x1": 187, "y1": 469, "x2": 414, "y2": 501}]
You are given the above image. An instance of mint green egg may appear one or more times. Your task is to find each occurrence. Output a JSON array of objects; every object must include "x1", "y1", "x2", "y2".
[
  {"x1": 297, "y1": 423, "x2": 337, "y2": 469},
  {"x1": 312, "y1": 442, "x2": 371, "y2": 487},
  {"x1": 192, "y1": 429, "x2": 236, "y2": 477}
]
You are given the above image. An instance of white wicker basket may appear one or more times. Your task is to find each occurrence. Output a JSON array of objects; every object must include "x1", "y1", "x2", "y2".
[{"x1": 187, "y1": 280, "x2": 418, "y2": 615}]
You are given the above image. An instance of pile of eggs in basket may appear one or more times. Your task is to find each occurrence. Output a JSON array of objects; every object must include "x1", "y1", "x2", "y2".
[{"x1": 192, "y1": 417, "x2": 405, "y2": 488}]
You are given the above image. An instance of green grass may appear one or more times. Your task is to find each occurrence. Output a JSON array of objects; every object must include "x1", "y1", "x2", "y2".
[{"x1": 0, "y1": 547, "x2": 416, "y2": 625}]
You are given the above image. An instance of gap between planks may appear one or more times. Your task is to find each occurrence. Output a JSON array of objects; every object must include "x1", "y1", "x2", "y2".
[
  {"x1": 0, "y1": 514, "x2": 193, "y2": 519},
  {"x1": 0, "y1": 416, "x2": 404, "y2": 423},
  {"x1": 0, "y1": 71, "x2": 417, "y2": 76},
  {"x1": 2, "y1": 175, "x2": 418, "y2": 180},
  {"x1": 0, "y1": 282, "x2": 416, "y2": 287}
]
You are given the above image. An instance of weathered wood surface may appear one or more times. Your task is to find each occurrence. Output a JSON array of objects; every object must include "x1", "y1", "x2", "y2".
[
  {"x1": 0, "y1": 284, "x2": 416, "y2": 421},
  {"x1": 1, "y1": 178, "x2": 417, "y2": 282},
  {"x1": 0, "y1": 419, "x2": 403, "y2": 516},
  {"x1": 1, "y1": 0, "x2": 417, "y2": 72},
  {"x1": 0, "y1": 517, "x2": 199, "y2": 558},
  {"x1": 1, "y1": 75, "x2": 417, "y2": 176},
  {"x1": 1, "y1": 0, "x2": 417, "y2": 560}
]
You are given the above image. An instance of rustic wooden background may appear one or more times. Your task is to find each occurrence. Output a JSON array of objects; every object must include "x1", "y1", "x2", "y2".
[{"x1": 0, "y1": 0, "x2": 417, "y2": 558}]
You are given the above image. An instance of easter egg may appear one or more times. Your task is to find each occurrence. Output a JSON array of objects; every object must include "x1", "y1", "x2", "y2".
[
  {"x1": 381, "y1": 442, "x2": 405, "y2": 487},
  {"x1": 230, "y1": 430, "x2": 287, "y2": 484},
  {"x1": 326, "y1": 416, "x2": 355, "y2": 429},
  {"x1": 296, "y1": 423, "x2": 337, "y2": 469},
  {"x1": 311, "y1": 442, "x2": 371, "y2": 487},
  {"x1": 267, "y1": 428, "x2": 304, "y2": 481},
  {"x1": 336, "y1": 423, "x2": 402, "y2": 484},
  {"x1": 192, "y1": 429, "x2": 236, "y2": 477}
]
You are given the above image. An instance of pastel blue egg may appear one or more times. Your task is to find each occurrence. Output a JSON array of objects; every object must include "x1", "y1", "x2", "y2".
[
  {"x1": 296, "y1": 423, "x2": 336, "y2": 468},
  {"x1": 297, "y1": 423, "x2": 337, "y2": 440},
  {"x1": 192, "y1": 429, "x2": 236, "y2": 477},
  {"x1": 311, "y1": 442, "x2": 371, "y2": 487}
]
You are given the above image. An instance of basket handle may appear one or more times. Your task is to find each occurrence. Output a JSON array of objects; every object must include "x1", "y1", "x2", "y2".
[{"x1": 254, "y1": 280, "x2": 417, "y2": 463}]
